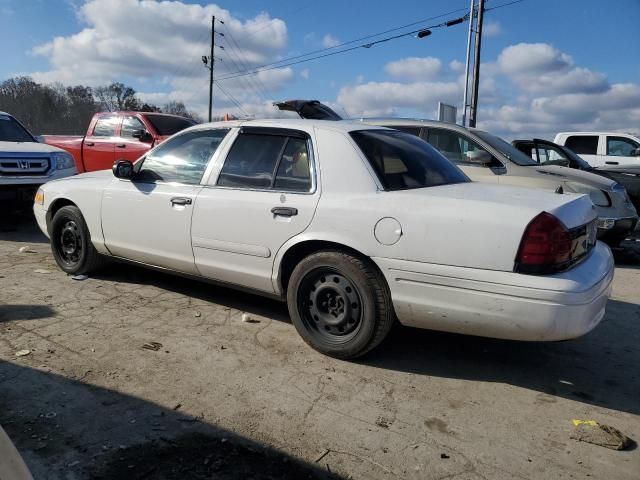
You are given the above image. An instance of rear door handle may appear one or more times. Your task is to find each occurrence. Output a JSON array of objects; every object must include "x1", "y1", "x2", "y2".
[
  {"x1": 605, "y1": 161, "x2": 619, "y2": 165},
  {"x1": 116, "y1": 144, "x2": 126, "y2": 148},
  {"x1": 171, "y1": 197, "x2": 192, "y2": 206},
  {"x1": 85, "y1": 142, "x2": 95, "y2": 147},
  {"x1": 271, "y1": 206, "x2": 298, "y2": 217}
]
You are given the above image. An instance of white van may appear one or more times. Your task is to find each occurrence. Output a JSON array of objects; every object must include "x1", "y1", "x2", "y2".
[{"x1": 554, "y1": 132, "x2": 640, "y2": 168}]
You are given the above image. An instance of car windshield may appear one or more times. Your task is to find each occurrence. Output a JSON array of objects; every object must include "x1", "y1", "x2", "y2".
[
  {"x1": 350, "y1": 129, "x2": 469, "y2": 191},
  {"x1": 0, "y1": 115, "x2": 36, "y2": 142},
  {"x1": 561, "y1": 145, "x2": 593, "y2": 170},
  {"x1": 145, "y1": 114, "x2": 196, "y2": 136},
  {"x1": 475, "y1": 130, "x2": 538, "y2": 166}
]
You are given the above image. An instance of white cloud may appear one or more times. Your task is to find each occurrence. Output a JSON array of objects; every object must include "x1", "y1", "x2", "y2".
[
  {"x1": 299, "y1": 68, "x2": 309, "y2": 80},
  {"x1": 29, "y1": 0, "x2": 292, "y2": 118},
  {"x1": 337, "y1": 81, "x2": 460, "y2": 117},
  {"x1": 384, "y1": 57, "x2": 442, "y2": 81},
  {"x1": 321, "y1": 34, "x2": 340, "y2": 48},
  {"x1": 497, "y1": 43, "x2": 572, "y2": 75},
  {"x1": 449, "y1": 60, "x2": 464, "y2": 73},
  {"x1": 484, "y1": 21, "x2": 502, "y2": 37}
]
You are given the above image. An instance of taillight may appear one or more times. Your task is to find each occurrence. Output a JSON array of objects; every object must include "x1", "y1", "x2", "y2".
[{"x1": 515, "y1": 212, "x2": 572, "y2": 274}]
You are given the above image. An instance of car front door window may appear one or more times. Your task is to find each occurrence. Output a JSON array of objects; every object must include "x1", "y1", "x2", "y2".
[
  {"x1": 607, "y1": 136, "x2": 639, "y2": 157},
  {"x1": 136, "y1": 129, "x2": 229, "y2": 184}
]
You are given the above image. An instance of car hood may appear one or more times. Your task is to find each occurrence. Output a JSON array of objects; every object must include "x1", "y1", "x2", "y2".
[
  {"x1": 0, "y1": 140, "x2": 67, "y2": 154},
  {"x1": 532, "y1": 165, "x2": 616, "y2": 190}
]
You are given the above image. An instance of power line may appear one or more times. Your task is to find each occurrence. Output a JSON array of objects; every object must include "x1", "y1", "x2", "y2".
[
  {"x1": 215, "y1": 82, "x2": 249, "y2": 117},
  {"x1": 219, "y1": 5, "x2": 472, "y2": 80},
  {"x1": 216, "y1": 0, "x2": 523, "y2": 83}
]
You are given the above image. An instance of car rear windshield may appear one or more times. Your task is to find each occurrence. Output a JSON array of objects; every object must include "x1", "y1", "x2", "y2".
[
  {"x1": 0, "y1": 115, "x2": 36, "y2": 142},
  {"x1": 145, "y1": 114, "x2": 196, "y2": 136},
  {"x1": 474, "y1": 130, "x2": 538, "y2": 166},
  {"x1": 350, "y1": 130, "x2": 469, "y2": 191}
]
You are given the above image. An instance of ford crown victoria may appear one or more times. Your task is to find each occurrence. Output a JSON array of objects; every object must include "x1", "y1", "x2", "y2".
[{"x1": 34, "y1": 120, "x2": 613, "y2": 358}]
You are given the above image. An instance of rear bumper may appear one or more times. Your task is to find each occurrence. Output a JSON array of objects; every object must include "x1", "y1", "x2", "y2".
[{"x1": 373, "y1": 242, "x2": 614, "y2": 341}]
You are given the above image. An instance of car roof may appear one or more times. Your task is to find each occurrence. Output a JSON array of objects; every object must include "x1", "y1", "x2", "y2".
[
  {"x1": 357, "y1": 117, "x2": 481, "y2": 134},
  {"x1": 558, "y1": 131, "x2": 637, "y2": 136},
  {"x1": 186, "y1": 118, "x2": 390, "y2": 134}
]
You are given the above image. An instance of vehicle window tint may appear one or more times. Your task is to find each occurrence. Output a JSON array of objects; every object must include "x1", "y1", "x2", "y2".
[
  {"x1": 607, "y1": 136, "x2": 639, "y2": 156},
  {"x1": 350, "y1": 130, "x2": 469, "y2": 191},
  {"x1": 145, "y1": 114, "x2": 196, "y2": 136},
  {"x1": 136, "y1": 129, "x2": 229, "y2": 184},
  {"x1": 92, "y1": 116, "x2": 119, "y2": 137},
  {"x1": 217, "y1": 134, "x2": 287, "y2": 189},
  {"x1": 389, "y1": 126, "x2": 422, "y2": 136},
  {"x1": 565, "y1": 135, "x2": 598, "y2": 155},
  {"x1": 0, "y1": 115, "x2": 35, "y2": 142},
  {"x1": 273, "y1": 138, "x2": 312, "y2": 192},
  {"x1": 536, "y1": 144, "x2": 569, "y2": 166},
  {"x1": 121, "y1": 116, "x2": 146, "y2": 138},
  {"x1": 426, "y1": 128, "x2": 487, "y2": 165}
]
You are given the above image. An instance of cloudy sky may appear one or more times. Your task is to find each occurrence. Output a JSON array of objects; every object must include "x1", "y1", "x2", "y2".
[{"x1": 1, "y1": 0, "x2": 639, "y2": 139}]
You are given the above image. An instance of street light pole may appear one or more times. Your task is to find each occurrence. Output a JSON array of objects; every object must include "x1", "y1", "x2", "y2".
[
  {"x1": 461, "y1": 0, "x2": 475, "y2": 127},
  {"x1": 469, "y1": 0, "x2": 484, "y2": 128},
  {"x1": 208, "y1": 15, "x2": 215, "y2": 122}
]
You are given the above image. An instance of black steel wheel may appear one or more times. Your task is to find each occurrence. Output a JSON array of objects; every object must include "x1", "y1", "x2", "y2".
[
  {"x1": 287, "y1": 250, "x2": 395, "y2": 359},
  {"x1": 50, "y1": 205, "x2": 105, "y2": 275}
]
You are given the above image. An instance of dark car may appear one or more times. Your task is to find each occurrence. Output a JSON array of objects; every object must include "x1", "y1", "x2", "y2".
[{"x1": 512, "y1": 138, "x2": 640, "y2": 212}]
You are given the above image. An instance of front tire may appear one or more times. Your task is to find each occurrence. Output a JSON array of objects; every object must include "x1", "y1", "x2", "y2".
[
  {"x1": 50, "y1": 205, "x2": 105, "y2": 275},
  {"x1": 287, "y1": 250, "x2": 395, "y2": 359}
]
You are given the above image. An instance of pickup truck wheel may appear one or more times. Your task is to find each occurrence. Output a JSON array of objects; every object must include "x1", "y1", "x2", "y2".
[
  {"x1": 50, "y1": 206, "x2": 105, "y2": 275},
  {"x1": 287, "y1": 251, "x2": 394, "y2": 359}
]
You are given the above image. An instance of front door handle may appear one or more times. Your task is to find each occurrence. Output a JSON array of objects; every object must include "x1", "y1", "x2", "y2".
[
  {"x1": 171, "y1": 197, "x2": 192, "y2": 206},
  {"x1": 85, "y1": 142, "x2": 95, "y2": 147},
  {"x1": 271, "y1": 206, "x2": 298, "y2": 217},
  {"x1": 116, "y1": 144, "x2": 126, "y2": 148}
]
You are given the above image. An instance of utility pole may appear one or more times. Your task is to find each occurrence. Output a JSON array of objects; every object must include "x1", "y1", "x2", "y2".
[
  {"x1": 461, "y1": 0, "x2": 475, "y2": 127},
  {"x1": 468, "y1": 0, "x2": 484, "y2": 128},
  {"x1": 208, "y1": 15, "x2": 215, "y2": 122}
]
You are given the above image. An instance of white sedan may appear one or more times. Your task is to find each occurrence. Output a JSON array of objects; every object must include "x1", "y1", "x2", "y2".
[{"x1": 34, "y1": 119, "x2": 614, "y2": 359}]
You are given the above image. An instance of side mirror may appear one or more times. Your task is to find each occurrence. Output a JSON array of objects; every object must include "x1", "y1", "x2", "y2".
[
  {"x1": 132, "y1": 129, "x2": 153, "y2": 143},
  {"x1": 632, "y1": 147, "x2": 640, "y2": 157},
  {"x1": 112, "y1": 159, "x2": 134, "y2": 179},
  {"x1": 465, "y1": 150, "x2": 493, "y2": 166}
]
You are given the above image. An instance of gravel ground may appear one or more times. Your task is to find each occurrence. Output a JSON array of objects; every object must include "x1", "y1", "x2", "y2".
[{"x1": 1, "y1": 210, "x2": 639, "y2": 480}]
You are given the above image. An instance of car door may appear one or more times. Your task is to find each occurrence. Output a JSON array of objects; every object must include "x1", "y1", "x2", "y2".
[
  {"x1": 604, "y1": 135, "x2": 640, "y2": 166},
  {"x1": 191, "y1": 126, "x2": 320, "y2": 293},
  {"x1": 115, "y1": 115, "x2": 154, "y2": 162},
  {"x1": 424, "y1": 128, "x2": 501, "y2": 183},
  {"x1": 564, "y1": 135, "x2": 600, "y2": 167},
  {"x1": 101, "y1": 128, "x2": 230, "y2": 273},
  {"x1": 83, "y1": 115, "x2": 118, "y2": 171}
]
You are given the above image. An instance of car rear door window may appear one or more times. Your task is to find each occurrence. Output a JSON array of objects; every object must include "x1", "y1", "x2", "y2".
[
  {"x1": 606, "y1": 136, "x2": 639, "y2": 156},
  {"x1": 350, "y1": 129, "x2": 468, "y2": 190},
  {"x1": 92, "y1": 116, "x2": 119, "y2": 137},
  {"x1": 136, "y1": 129, "x2": 229, "y2": 184},
  {"x1": 565, "y1": 135, "x2": 598, "y2": 155},
  {"x1": 217, "y1": 132, "x2": 312, "y2": 192},
  {"x1": 426, "y1": 128, "x2": 488, "y2": 165}
]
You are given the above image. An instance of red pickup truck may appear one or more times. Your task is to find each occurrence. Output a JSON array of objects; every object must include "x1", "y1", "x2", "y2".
[{"x1": 43, "y1": 111, "x2": 196, "y2": 173}]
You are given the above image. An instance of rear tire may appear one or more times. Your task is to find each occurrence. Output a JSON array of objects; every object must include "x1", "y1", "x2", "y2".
[
  {"x1": 50, "y1": 205, "x2": 105, "y2": 275},
  {"x1": 286, "y1": 250, "x2": 395, "y2": 359}
]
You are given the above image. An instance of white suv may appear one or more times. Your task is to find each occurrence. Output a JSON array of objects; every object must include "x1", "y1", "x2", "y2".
[
  {"x1": 0, "y1": 112, "x2": 77, "y2": 203},
  {"x1": 554, "y1": 132, "x2": 640, "y2": 168}
]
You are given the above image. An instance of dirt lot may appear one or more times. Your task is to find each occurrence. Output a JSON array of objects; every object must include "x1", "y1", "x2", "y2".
[{"x1": 1, "y1": 210, "x2": 640, "y2": 480}]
